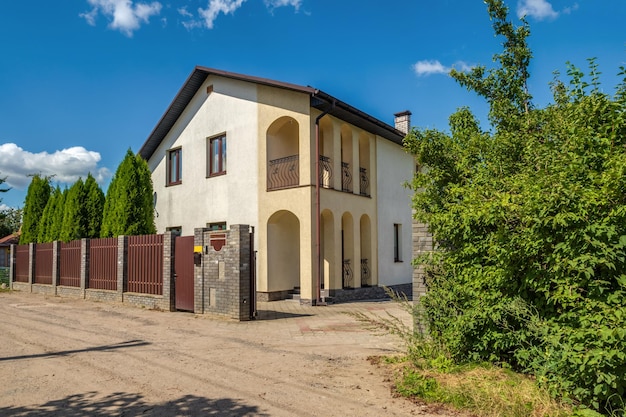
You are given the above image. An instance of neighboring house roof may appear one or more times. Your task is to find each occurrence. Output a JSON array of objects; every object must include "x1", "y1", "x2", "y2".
[
  {"x1": 0, "y1": 233, "x2": 20, "y2": 247},
  {"x1": 139, "y1": 66, "x2": 406, "y2": 161}
]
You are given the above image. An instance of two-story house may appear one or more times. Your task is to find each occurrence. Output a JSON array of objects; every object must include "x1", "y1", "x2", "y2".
[{"x1": 138, "y1": 66, "x2": 414, "y2": 304}]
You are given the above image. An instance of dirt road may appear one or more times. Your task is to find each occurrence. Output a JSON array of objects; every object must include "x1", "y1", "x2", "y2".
[{"x1": 0, "y1": 291, "x2": 449, "y2": 416}]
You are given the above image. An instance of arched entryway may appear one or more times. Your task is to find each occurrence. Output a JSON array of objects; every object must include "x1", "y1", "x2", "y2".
[
  {"x1": 267, "y1": 116, "x2": 300, "y2": 190},
  {"x1": 267, "y1": 210, "x2": 300, "y2": 295},
  {"x1": 360, "y1": 214, "x2": 372, "y2": 286},
  {"x1": 320, "y1": 209, "x2": 336, "y2": 290},
  {"x1": 341, "y1": 212, "x2": 354, "y2": 288}
]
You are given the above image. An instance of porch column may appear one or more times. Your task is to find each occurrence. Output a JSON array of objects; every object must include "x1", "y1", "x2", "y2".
[{"x1": 352, "y1": 128, "x2": 361, "y2": 195}]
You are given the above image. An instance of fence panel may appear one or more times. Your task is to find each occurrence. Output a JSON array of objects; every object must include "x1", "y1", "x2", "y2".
[
  {"x1": 34, "y1": 243, "x2": 53, "y2": 285},
  {"x1": 59, "y1": 240, "x2": 81, "y2": 287},
  {"x1": 88, "y1": 237, "x2": 117, "y2": 290},
  {"x1": 14, "y1": 245, "x2": 29, "y2": 282},
  {"x1": 127, "y1": 234, "x2": 163, "y2": 295}
]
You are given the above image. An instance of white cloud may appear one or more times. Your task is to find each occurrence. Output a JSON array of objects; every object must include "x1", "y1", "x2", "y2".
[
  {"x1": 198, "y1": 0, "x2": 247, "y2": 29},
  {"x1": 180, "y1": 0, "x2": 301, "y2": 30},
  {"x1": 81, "y1": 0, "x2": 162, "y2": 36},
  {"x1": 413, "y1": 60, "x2": 473, "y2": 77},
  {"x1": 517, "y1": 0, "x2": 559, "y2": 20},
  {"x1": 0, "y1": 143, "x2": 110, "y2": 190},
  {"x1": 264, "y1": 0, "x2": 301, "y2": 10}
]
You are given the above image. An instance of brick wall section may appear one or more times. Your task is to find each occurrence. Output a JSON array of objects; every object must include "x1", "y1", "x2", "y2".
[
  {"x1": 81, "y1": 238, "x2": 89, "y2": 294},
  {"x1": 9, "y1": 244, "x2": 14, "y2": 291},
  {"x1": 412, "y1": 218, "x2": 433, "y2": 334},
  {"x1": 162, "y1": 231, "x2": 175, "y2": 311},
  {"x1": 116, "y1": 235, "x2": 127, "y2": 302},
  {"x1": 52, "y1": 241, "x2": 60, "y2": 290},
  {"x1": 193, "y1": 225, "x2": 252, "y2": 320}
]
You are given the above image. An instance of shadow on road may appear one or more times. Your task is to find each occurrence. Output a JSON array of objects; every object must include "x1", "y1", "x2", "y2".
[
  {"x1": 0, "y1": 340, "x2": 150, "y2": 362},
  {"x1": 0, "y1": 392, "x2": 268, "y2": 417},
  {"x1": 254, "y1": 310, "x2": 312, "y2": 320}
]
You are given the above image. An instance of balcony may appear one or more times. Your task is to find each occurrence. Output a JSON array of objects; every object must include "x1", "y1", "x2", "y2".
[
  {"x1": 319, "y1": 155, "x2": 333, "y2": 188},
  {"x1": 341, "y1": 162, "x2": 352, "y2": 193},
  {"x1": 268, "y1": 155, "x2": 299, "y2": 190},
  {"x1": 359, "y1": 167, "x2": 370, "y2": 197}
]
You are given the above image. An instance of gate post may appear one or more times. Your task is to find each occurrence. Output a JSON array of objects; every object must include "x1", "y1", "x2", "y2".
[
  {"x1": 162, "y1": 231, "x2": 175, "y2": 311},
  {"x1": 81, "y1": 238, "x2": 89, "y2": 299},
  {"x1": 28, "y1": 243, "x2": 35, "y2": 293},
  {"x1": 117, "y1": 235, "x2": 127, "y2": 302},
  {"x1": 9, "y1": 244, "x2": 14, "y2": 291},
  {"x1": 52, "y1": 241, "x2": 60, "y2": 295}
]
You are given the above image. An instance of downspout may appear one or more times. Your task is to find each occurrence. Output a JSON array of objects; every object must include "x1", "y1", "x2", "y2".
[{"x1": 314, "y1": 98, "x2": 335, "y2": 306}]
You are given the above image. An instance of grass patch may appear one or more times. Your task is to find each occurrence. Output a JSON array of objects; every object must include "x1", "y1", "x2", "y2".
[{"x1": 390, "y1": 359, "x2": 573, "y2": 417}]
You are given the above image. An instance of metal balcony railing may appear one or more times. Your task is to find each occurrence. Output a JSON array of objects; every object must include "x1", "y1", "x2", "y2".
[
  {"x1": 361, "y1": 258, "x2": 371, "y2": 286},
  {"x1": 342, "y1": 259, "x2": 353, "y2": 289},
  {"x1": 342, "y1": 162, "x2": 352, "y2": 193},
  {"x1": 268, "y1": 155, "x2": 299, "y2": 190},
  {"x1": 319, "y1": 155, "x2": 333, "y2": 188},
  {"x1": 359, "y1": 167, "x2": 370, "y2": 197}
]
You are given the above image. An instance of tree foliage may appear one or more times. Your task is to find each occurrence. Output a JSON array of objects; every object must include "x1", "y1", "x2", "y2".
[
  {"x1": 0, "y1": 207, "x2": 22, "y2": 237},
  {"x1": 60, "y1": 178, "x2": 86, "y2": 242},
  {"x1": 38, "y1": 186, "x2": 63, "y2": 243},
  {"x1": 101, "y1": 149, "x2": 156, "y2": 237},
  {"x1": 405, "y1": 0, "x2": 626, "y2": 413},
  {"x1": 20, "y1": 175, "x2": 51, "y2": 244},
  {"x1": 84, "y1": 173, "x2": 105, "y2": 239}
]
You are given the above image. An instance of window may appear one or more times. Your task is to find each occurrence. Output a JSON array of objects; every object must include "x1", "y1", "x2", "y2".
[
  {"x1": 166, "y1": 226, "x2": 182, "y2": 236},
  {"x1": 207, "y1": 222, "x2": 227, "y2": 231},
  {"x1": 208, "y1": 135, "x2": 226, "y2": 176},
  {"x1": 167, "y1": 148, "x2": 182, "y2": 185},
  {"x1": 394, "y1": 223, "x2": 402, "y2": 262}
]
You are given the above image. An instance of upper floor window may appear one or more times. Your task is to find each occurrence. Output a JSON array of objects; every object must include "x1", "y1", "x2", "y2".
[
  {"x1": 208, "y1": 135, "x2": 226, "y2": 177},
  {"x1": 167, "y1": 148, "x2": 182, "y2": 186}
]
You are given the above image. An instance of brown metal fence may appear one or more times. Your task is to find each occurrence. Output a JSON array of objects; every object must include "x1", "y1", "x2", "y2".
[
  {"x1": 34, "y1": 243, "x2": 53, "y2": 285},
  {"x1": 59, "y1": 240, "x2": 81, "y2": 287},
  {"x1": 127, "y1": 234, "x2": 163, "y2": 295},
  {"x1": 88, "y1": 237, "x2": 117, "y2": 290},
  {"x1": 14, "y1": 244, "x2": 29, "y2": 282}
]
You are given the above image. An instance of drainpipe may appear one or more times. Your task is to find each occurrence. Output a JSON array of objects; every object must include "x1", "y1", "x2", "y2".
[{"x1": 314, "y1": 98, "x2": 335, "y2": 306}]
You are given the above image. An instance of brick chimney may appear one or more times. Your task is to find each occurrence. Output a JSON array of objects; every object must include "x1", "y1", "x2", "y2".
[{"x1": 394, "y1": 110, "x2": 412, "y2": 134}]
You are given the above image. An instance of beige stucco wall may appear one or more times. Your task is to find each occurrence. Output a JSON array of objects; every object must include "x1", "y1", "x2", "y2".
[
  {"x1": 376, "y1": 137, "x2": 414, "y2": 286},
  {"x1": 149, "y1": 75, "x2": 259, "y2": 236}
]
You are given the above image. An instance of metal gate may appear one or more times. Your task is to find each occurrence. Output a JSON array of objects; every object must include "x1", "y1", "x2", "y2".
[{"x1": 175, "y1": 236, "x2": 195, "y2": 312}]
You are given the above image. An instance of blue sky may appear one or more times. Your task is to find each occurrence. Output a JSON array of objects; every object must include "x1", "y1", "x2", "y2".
[{"x1": 0, "y1": 0, "x2": 624, "y2": 209}]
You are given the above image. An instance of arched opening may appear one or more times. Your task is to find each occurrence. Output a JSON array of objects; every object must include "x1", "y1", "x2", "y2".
[
  {"x1": 340, "y1": 125, "x2": 353, "y2": 193},
  {"x1": 360, "y1": 215, "x2": 373, "y2": 286},
  {"x1": 321, "y1": 209, "x2": 336, "y2": 290},
  {"x1": 358, "y1": 134, "x2": 371, "y2": 197},
  {"x1": 319, "y1": 118, "x2": 334, "y2": 189},
  {"x1": 267, "y1": 210, "x2": 300, "y2": 295},
  {"x1": 341, "y1": 212, "x2": 354, "y2": 289},
  {"x1": 267, "y1": 116, "x2": 299, "y2": 190}
]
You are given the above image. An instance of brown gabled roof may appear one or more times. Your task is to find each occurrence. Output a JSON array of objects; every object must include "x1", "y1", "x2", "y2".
[
  {"x1": 138, "y1": 66, "x2": 405, "y2": 160},
  {"x1": 0, "y1": 232, "x2": 20, "y2": 246}
]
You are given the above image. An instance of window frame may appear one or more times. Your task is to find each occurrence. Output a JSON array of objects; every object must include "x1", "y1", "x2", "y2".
[
  {"x1": 207, "y1": 134, "x2": 227, "y2": 177},
  {"x1": 167, "y1": 147, "x2": 182, "y2": 186},
  {"x1": 393, "y1": 223, "x2": 403, "y2": 263}
]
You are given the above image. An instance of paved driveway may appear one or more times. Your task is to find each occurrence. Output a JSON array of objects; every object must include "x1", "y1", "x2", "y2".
[{"x1": 0, "y1": 291, "x2": 441, "y2": 416}]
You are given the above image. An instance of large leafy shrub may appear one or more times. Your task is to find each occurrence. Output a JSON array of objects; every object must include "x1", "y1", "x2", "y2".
[{"x1": 405, "y1": 1, "x2": 626, "y2": 413}]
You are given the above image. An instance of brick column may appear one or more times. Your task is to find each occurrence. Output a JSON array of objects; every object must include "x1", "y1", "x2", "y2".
[
  {"x1": 162, "y1": 231, "x2": 175, "y2": 311},
  {"x1": 52, "y1": 241, "x2": 60, "y2": 294},
  {"x1": 81, "y1": 238, "x2": 89, "y2": 298},
  {"x1": 9, "y1": 244, "x2": 14, "y2": 290},
  {"x1": 193, "y1": 228, "x2": 207, "y2": 314},
  {"x1": 28, "y1": 243, "x2": 35, "y2": 292},
  {"x1": 117, "y1": 235, "x2": 127, "y2": 302},
  {"x1": 412, "y1": 218, "x2": 432, "y2": 335},
  {"x1": 232, "y1": 224, "x2": 251, "y2": 321}
]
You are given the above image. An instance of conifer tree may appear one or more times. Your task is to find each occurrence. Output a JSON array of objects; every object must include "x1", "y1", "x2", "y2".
[
  {"x1": 37, "y1": 186, "x2": 62, "y2": 243},
  {"x1": 20, "y1": 175, "x2": 51, "y2": 244},
  {"x1": 84, "y1": 173, "x2": 105, "y2": 239},
  {"x1": 101, "y1": 149, "x2": 156, "y2": 237},
  {"x1": 60, "y1": 178, "x2": 86, "y2": 242}
]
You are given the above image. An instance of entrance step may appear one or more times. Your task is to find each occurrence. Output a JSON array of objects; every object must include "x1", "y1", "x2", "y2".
[{"x1": 287, "y1": 286, "x2": 301, "y2": 300}]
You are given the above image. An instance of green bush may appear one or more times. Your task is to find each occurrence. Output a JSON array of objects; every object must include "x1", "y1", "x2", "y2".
[{"x1": 405, "y1": 1, "x2": 626, "y2": 414}]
